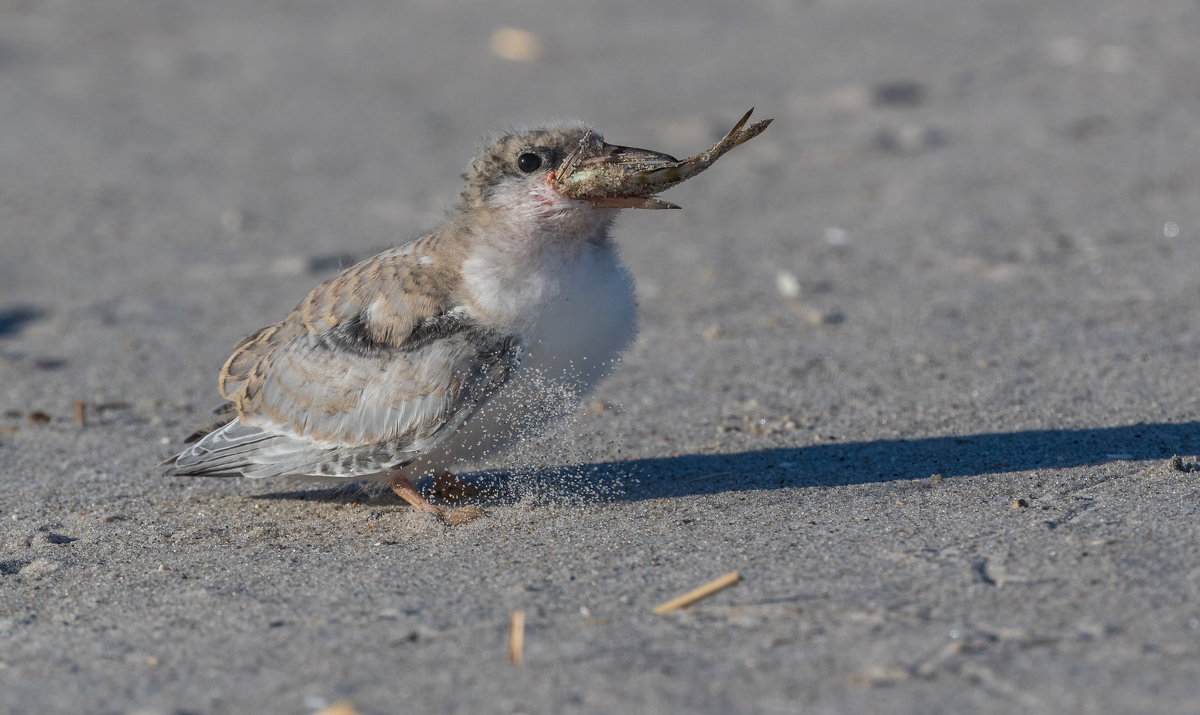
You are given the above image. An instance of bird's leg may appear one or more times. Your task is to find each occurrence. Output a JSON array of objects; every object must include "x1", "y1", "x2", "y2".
[
  {"x1": 387, "y1": 471, "x2": 441, "y2": 515},
  {"x1": 387, "y1": 470, "x2": 483, "y2": 525}
]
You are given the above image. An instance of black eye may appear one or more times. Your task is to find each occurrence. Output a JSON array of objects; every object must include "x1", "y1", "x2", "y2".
[{"x1": 517, "y1": 152, "x2": 542, "y2": 173}]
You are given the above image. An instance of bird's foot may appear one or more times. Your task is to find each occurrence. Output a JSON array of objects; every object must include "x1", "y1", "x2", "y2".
[
  {"x1": 388, "y1": 470, "x2": 484, "y2": 525},
  {"x1": 439, "y1": 506, "x2": 485, "y2": 526}
]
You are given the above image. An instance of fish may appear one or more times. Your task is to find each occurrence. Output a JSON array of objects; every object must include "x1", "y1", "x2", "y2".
[{"x1": 549, "y1": 108, "x2": 773, "y2": 210}]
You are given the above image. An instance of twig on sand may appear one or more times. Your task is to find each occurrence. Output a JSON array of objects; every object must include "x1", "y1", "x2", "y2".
[
  {"x1": 509, "y1": 610, "x2": 525, "y2": 665},
  {"x1": 653, "y1": 571, "x2": 741, "y2": 614}
]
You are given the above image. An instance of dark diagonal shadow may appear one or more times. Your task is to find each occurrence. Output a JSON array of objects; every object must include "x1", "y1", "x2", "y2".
[
  {"x1": 578, "y1": 420, "x2": 1199, "y2": 501},
  {"x1": 250, "y1": 421, "x2": 1197, "y2": 504},
  {"x1": 0, "y1": 305, "x2": 44, "y2": 338}
]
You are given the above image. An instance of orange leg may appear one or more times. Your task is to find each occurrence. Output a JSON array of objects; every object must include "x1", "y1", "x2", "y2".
[{"x1": 387, "y1": 470, "x2": 483, "y2": 525}]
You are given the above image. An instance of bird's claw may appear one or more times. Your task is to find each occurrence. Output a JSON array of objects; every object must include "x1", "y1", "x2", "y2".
[{"x1": 438, "y1": 506, "x2": 485, "y2": 525}]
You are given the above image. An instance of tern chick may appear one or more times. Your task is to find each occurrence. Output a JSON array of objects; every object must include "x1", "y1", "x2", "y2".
[{"x1": 164, "y1": 114, "x2": 768, "y2": 524}]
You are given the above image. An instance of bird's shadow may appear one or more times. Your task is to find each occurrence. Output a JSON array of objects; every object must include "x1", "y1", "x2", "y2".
[{"x1": 254, "y1": 421, "x2": 1198, "y2": 505}]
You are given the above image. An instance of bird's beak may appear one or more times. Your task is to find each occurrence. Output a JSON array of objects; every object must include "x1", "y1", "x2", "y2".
[
  {"x1": 550, "y1": 137, "x2": 684, "y2": 210},
  {"x1": 550, "y1": 108, "x2": 773, "y2": 210},
  {"x1": 580, "y1": 143, "x2": 680, "y2": 171}
]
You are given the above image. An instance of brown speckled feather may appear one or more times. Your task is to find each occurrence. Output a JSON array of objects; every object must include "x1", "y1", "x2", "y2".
[
  {"x1": 219, "y1": 230, "x2": 466, "y2": 411},
  {"x1": 167, "y1": 228, "x2": 527, "y2": 477}
]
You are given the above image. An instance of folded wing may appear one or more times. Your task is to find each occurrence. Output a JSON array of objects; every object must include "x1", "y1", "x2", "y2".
[{"x1": 166, "y1": 241, "x2": 523, "y2": 478}]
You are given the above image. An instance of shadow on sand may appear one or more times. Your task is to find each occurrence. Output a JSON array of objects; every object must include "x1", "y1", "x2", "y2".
[
  {"x1": 0, "y1": 305, "x2": 44, "y2": 338},
  {"x1": 253, "y1": 421, "x2": 1197, "y2": 505}
]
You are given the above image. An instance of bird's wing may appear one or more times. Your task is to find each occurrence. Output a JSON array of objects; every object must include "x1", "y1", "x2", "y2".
[
  {"x1": 218, "y1": 237, "x2": 458, "y2": 403},
  {"x1": 167, "y1": 239, "x2": 525, "y2": 477},
  {"x1": 168, "y1": 317, "x2": 523, "y2": 478},
  {"x1": 179, "y1": 402, "x2": 238, "y2": 444},
  {"x1": 244, "y1": 310, "x2": 523, "y2": 448}
]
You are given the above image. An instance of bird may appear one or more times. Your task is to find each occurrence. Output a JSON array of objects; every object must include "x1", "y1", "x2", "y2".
[{"x1": 164, "y1": 122, "x2": 685, "y2": 524}]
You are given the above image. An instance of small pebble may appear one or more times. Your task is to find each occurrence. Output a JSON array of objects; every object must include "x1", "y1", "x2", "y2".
[
  {"x1": 823, "y1": 226, "x2": 850, "y2": 246},
  {"x1": 872, "y1": 81, "x2": 925, "y2": 108},
  {"x1": 489, "y1": 27, "x2": 544, "y2": 62},
  {"x1": 775, "y1": 270, "x2": 801, "y2": 298},
  {"x1": 1167, "y1": 455, "x2": 1198, "y2": 473}
]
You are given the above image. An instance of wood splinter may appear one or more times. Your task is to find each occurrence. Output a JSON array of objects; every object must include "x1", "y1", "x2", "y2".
[
  {"x1": 508, "y1": 609, "x2": 525, "y2": 665},
  {"x1": 652, "y1": 571, "x2": 741, "y2": 614}
]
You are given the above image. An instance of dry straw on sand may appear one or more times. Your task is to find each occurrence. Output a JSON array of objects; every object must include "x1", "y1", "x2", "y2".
[{"x1": 652, "y1": 571, "x2": 741, "y2": 614}]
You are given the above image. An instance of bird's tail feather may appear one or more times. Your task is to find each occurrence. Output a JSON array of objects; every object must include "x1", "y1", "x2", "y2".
[{"x1": 165, "y1": 419, "x2": 292, "y2": 477}]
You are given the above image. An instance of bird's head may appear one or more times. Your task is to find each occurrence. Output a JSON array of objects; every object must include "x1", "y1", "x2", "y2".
[{"x1": 459, "y1": 124, "x2": 682, "y2": 221}]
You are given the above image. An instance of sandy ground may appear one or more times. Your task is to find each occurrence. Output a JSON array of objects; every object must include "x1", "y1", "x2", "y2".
[{"x1": 2, "y1": 1, "x2": 1199, "y2": 713}]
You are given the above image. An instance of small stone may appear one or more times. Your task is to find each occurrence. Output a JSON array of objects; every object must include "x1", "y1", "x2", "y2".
[
  {"x1": 872, "y1": 81, "x2": 925, "y2": 108},
  {"x1": 775, "y1": 270, "x2": 801, "y2": 298},
  {"x1": 1167, "y1": 455, "x2": 1198, "y2": 473},
  {"x1": 489, "y1": 27, "x2": 544, "y2": 62},
  {"x1": 823, "y1": 226, "x2": 850, "y2": 246},
  {"x1": 793, "y1": 305, "x2": 845, "y2": 326}
]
